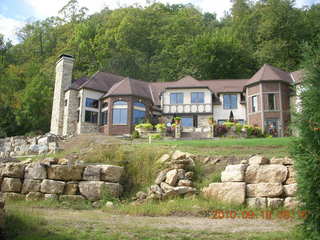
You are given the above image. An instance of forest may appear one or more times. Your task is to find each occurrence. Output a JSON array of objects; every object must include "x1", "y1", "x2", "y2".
[{"x1": 0, "y1": 0, "x2": 319, "y2": 137}]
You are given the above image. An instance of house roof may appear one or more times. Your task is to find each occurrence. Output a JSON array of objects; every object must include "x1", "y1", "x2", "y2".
[
  {"x1": 291, "y1": 70, "x2": 304, "y2": 84},
  {"x1": 67, "y1": 76, "x2": 89, "y2": 90},
  {"x1": 246, "y1": 64, "x2": 293, "y2": 86},
  {"x1": 79, "y1": 72, "x2": 125, "y2": 92}
]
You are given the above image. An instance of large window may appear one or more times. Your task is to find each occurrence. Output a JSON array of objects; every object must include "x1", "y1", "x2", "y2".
[
  {"x1": 268, "y1": 93, "x2": 275, "y2": 110},
  {"x1": 133, "y1": 102, "x2": 146, "y2": 124},
  {"x1": 85, "y1": 98, "x2": 99, "y2": 108},
  {"x1": 101, "y1": 111, "x2": 108, "y2": 125},
  {"x1": 170, "y1": 93, "x2": 184, "y2": 104},
  {"x1": 112, "y1": 101, "x2": 128, "y2": 125},
  {"x1": 181, "y1": 117, "x2": 193, "y2": 127},
  {"x1": 223, "y1": 94, "x2": 237, "y2": 109},
  {"x1": 85, "y1": 111, "x2": 98, "y2": 123},
  {"x1": 252, "y1": 95, "x2": 258, "y2": 112},
  {"x1": 191, "y1": 92, "x2": 204, "y2": 104}
]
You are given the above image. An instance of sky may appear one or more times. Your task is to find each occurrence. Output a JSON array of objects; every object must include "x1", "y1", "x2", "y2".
[{"x1": 0, "y1": 0, "x2": 319, "y2": 43}]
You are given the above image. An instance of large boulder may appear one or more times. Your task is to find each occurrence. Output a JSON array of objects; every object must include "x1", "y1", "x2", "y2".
[
  {"x1": 178, "y1": 179, "x2": 192, "y2": 187},
  {"x1": 173, "y1": 186, "x2": 196, "y2": 195},
  {"x1": 246, "y1": 197, "x2": 267, "y2": 208},
  {"x1": 202, "y1": 182, "x2": 246, "y2": 205},
  {"x1": 21, "y1": 179, "x2": 41, "y2": 194},
  {"x1": 285, "y1": 166, "x2": 296, "y2": 184},
  {"x1": 40, "y1": 179, "x2": 65, "y2": 194},
  {"x1": 1, "y1": 178, "x2": 22, "y2": 192},
  {"x1": 157, "y1": 154, "x2": 170, "y2": 164},
  {"x1": 245, "y1": 165, "x2": 288, "y2": 183},
  {"x1": 79, "y1": 181, "x2": 122, "y2": 201},
  {"x1": 64, "y1": 182, "x2": 78, "y2": 195},
  {"x1": 2, "y1": 163, "x2": 25, "y2": 178},
  {"x1": 165, "y1": 169, "x2": 179, "y2": 186},
  {"x1": 171, "y1": 150, "x2": 186, "y2": 160},
  {"x1": 98, "y1": 165, "x2": 123, "y2": 183},
  {"x1": 2, "y1": 193, "x2": 25, "y2": 201},
  {"x1": 267, "y1": 198, "x2": 283, "y2": 208},
  {"x1": 270, "y1": 157, "x2": 293, "y2": 165},
  {"x1": 154, "y1": 169, "x2": 169, "y2": 185},
  {"x1": 284, "y1": 197, "x2": 299, "y2": 209},
  {"x1": 283, "y1": 184, "x2": 297, "y2": 197},
  {"x1": 26, "y1": 192, "x2": 44, "y2": 201},
  {"x1": 221, "y1": 164, "x2": 247, "y2": 182},
  {"x1": 47, "y1": 165, "x2": 84, "y2": 181},
  {"x1": 248, "y1": 155, "x2": 269, "y2": 165},
  {"x1": 160, "y1": 182, "x2": 175, "y2": 192},
  {"x1": 83, "y1": 166, "x2": 101, "y2": 181},
  {"x1": 246, "y1": 183, "x2": 283, "y2": 197},
  {"x1": 24, "y1": 162, "x2": 47, "y2": 180}
]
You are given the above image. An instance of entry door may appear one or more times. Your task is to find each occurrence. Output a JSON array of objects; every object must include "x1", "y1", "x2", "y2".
[{"x1": 265, "y1": 119, "x2": 279, "y2": 137}]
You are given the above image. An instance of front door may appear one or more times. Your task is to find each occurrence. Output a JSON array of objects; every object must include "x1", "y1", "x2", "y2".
[{"x1": 265, "y1": 119, "x2": 279, "y2": 137}]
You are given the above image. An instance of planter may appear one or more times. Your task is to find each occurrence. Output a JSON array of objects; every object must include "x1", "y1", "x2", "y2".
[{"x1": 174, "y1": 119, "x2": 181, "y2": 125}]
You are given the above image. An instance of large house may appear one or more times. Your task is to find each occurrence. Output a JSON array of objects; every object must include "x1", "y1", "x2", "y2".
[{"x1": 50, "y1": 54, "x2": 303, "y2": 137}]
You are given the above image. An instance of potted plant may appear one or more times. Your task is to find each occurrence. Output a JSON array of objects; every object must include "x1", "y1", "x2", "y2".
[
  {"x1": 174, "y1": 117, "x2": 182, "y2": 125},
  {"x1": 208, "y1": 116, "x2": 215, "y2": 125}
]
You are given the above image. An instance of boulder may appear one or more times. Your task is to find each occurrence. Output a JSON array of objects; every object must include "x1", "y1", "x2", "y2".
[
  {"x1": 160, "y1": 182, "x2": 175, "y2": 192},
  {"x1": 245, "y1": 165, "x2": 288, "y2": 183},
  {"x1": 165, "y1": 169, "x2": 179, "y2": 186},
  {"x1": 2, "y1": 193, "x2": 25, "y2": 201},
  {"x1": 246, "y1": 197, "x2": 267, "y2": 208},
  {"x1": 21, "y1": 179, "x2": 41, "y2": 194},
  {"x1": 26, "y1": 192, "x2": 44, "y2": 201},
  {"x1": 162, "y1": 189, "x2": 179, "y2": 200},
  {"x1": 202, "y1": 182, "x2": 246, "y2": 205},
  {"x1": 64, "y1": 182, "x2": 78, "y2": 195},
  {"x1": 40, "y1": 157, "x2": 58, "y2": 166},
  {"x1": 83, "y1": 166, "x2": 101, "y2": 181},
  {"x1": 105, "y1": 201, "x2": 114, "y2": 208},
  {"x1": 136, "y1": 191, "x2": 147, "y2": 200},
  {"x1": 104, "y1": 183, "x2": 122, "y2": 197},
  {"x1": 24, "y1": 162, "x2": 47, "y2": 180},
  {"x1": 248, "y1": 155, "x2": 269, "y2": 165},
  {"x1": 1, "y1": 178, "x2": 22, "y2": 192},
  {"x1": 283, "y1": 184, "x2": 297, "y2": 197},
  {"x1": 59, "y1": 195, "x2": 85, "y2": 202},
  {"x1": 221, "y1": 164, "x2": 247, "y2": 182},
  {"x1": 2, "y1": 163, "x2": 25, "y2": 178},
  {"x1": 40, "y1": 179, "x2": 65, "y2": 194},
  {"x1": 246, "y1": 183, "x2": 283, "y2": 197},
  {"x1": 173, "y1": 186, "x2": 195, "y2": 195},
  {"x1": 44, "y1": 194, "x2": 58, "y2": 201},
  {"x1": 285, "y1": 166, "x2": 296, "y2": 184},
  {"x1": 149, "y1": 184, "x2": 163, "y2": 195},
  {"x1": 28, "y1": 144, "x2": 39, "y2": 154},
  {"x1": 38, "y1": 136, "x2": 49, "y2": 145},
  {"x1": 178, "y1": 179, "x2": 192, "y2": 187},
  {"x1": 177, "y1": 169, "x2": 186, "y2": 180},
  {"x1": 47, "y1": 165, "x2": 84, "y2": 181},
  {"x1": 154, "y1": 169, "x2": 169, "y2": 184},
  {"x1": 38, "y1": 144, "x2": 49, "y2": 154},
  {"x1": 284, "y1": 197, "x2": 299, "y2": 209},
  {"x1": 270, "y1": 157, "x2": 293, "y2": 165},
  {"x1": 267, "y1": 198, "x2": 283, "y2": 208},
  {"x1": 57, "y1": 158, "x2": 69, "y2": 165},
  {"x1": 185, "y1": 172, "x2": 194, "y2": 180},
  {"x1": 98, "y1": 165, "x2": 123, "y2": 183},
  {"x1": 79, "y1": 181, "x2": 122, "y2": 201},
  {"x1": 157, "y1": 154, "x2": 170, "y2": 164},
  {"x1": 172, "y1": 150, "x2": 186, "y2": 160}
]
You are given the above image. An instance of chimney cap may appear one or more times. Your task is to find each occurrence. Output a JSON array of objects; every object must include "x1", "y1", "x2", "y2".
[{"x1": 59, "y1": 54, "x2": 74, "y2": 59}]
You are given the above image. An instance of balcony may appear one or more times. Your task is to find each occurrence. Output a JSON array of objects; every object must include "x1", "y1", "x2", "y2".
[{"x1": 162, "y1": 104, "x2": 212, "y2": 114}]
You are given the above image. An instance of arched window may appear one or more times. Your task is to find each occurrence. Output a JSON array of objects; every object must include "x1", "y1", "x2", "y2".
[
  {"x1": 133, "y1": 102, "x2": 146, "y2": 124},
  {"x1": 112, "y1": 101, "x2": 128, "y2": 125}
]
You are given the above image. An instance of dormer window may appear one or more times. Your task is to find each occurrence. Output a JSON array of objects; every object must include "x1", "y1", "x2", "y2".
[
  {"x1": 170, "y1": 93, "x2": 184, "y2": 104},
  {"x1": 191, "y1": 92, "x2": 204, "y2": 104},
  {"x1": 85, "y1": 98, "x2": 99, "y2": 108},
  {"x1": 223, "y1": 94, "x2": 237, "y2": 109}
]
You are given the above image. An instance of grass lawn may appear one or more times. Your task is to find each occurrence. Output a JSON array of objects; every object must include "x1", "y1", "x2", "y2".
[{"x1": 150, "y1": 137, "x2": 293, "y2": 158}]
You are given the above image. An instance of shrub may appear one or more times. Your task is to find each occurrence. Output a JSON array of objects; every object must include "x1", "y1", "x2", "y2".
[
  {"x1": 223, "y1": 121, "x2": 235, "y2": 129},
  {"x1": 150, "y1": 133, "x2": 162, "y2": 140},
  {"x1": 132, "y1": 130, "x2": 140, "y2": 138},
  {"x1": 155, "y1": 123, "x2": 166, "y2": 132},
  {"x1": 214, "y1": 124, "x2": 228, "y2": 137},
  {"x1": 290, "y1": 44, "x2": 320, "y2": 239},
  {"x1": 135, "y1": 123, "x2": 153, "y2": 130},
  {"x1": 174, "y1": 116, "x2": 181, "y2": 121}
]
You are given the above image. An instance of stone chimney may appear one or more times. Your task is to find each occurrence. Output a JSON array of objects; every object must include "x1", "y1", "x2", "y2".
[{"x1": 50, "y1": 54, "x2": 74, "y2": 136}]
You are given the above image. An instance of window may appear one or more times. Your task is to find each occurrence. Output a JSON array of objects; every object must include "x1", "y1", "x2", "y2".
[
  {"x1": 252, "y1": 95, "x2": 258, "y2": 112},
  {"x1": 191, "y1": 92, "x2": 204, "y2": 104},
  {"x1": 133, "y1": 102, "x2": 146, "y2": 124},
  {"x1": 268, "y1": 94, "x2": 275, "y2": 110},
  {"x1": 78, "y1": 97, "x2": 81, "y2": 107},
  {"x1": 77, "y1": 111, "x2": 80, "y2": 122},
  {"x1": 112, "y1": 101, "x2": 128, "y2": 125},
  {"x1": 102, "y1": 101, "x2": 108, "y2": 109},
  {"x1": 64, "y1": 99, "x2": 68, "y2": 106},
  {"x1": 181, "y1": 117, "x2": 193, "y2": 127},
  {"x1": 101, "y1": 111, "x2": 108, "y2": 125},
  {"x1": 85, "y1": 111, "x2": 98, "y2": 123},
  {"x1": 170, "y1": 93, "x2": 184, "y2": 104},
  {"x1": 223, "y1": 94, "x2": 237, "y2": 109},
  {"x1": 85, "y1": 98, "x2": 99, "y2": 108}
]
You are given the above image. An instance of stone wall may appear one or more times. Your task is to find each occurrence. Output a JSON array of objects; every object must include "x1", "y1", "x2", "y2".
[
  {"x1": 0, "y1": 198, "x2": 4, "y2": 238},
  {"x1": 0, "y1": 133, "x2": 60, "y2": 159},
  {"x1": 0, "y1": 158, "x2": 123, "y2": 203},
  {"x1": 202, "y1": 155, "x2": 298, "y2": 208}
]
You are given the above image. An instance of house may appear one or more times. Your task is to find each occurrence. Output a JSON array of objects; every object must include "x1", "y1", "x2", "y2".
[{"x1": 50, "y1": 54, "x2": 303, "y2": 137}]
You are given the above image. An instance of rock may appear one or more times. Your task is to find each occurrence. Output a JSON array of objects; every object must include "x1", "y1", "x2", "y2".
[
  {"x1": 2, "y1": 193, "x2": 25, "y2": 201},
  {"x1": 154, "y1": 169, "x2": 169, "y2": 184},
  {"x1": 21, "y1": 179, "x2": 41, "y2": 194},
  {"x1": 162, "y1": 189, "x2": 179, "y2": 199},
  {"x1": 245, "y1": 165, "x2": 288, "y2": 183},
  {"x1": 248, "y1": 155, "x2": 269, "y2": 165},
  {"x1": 104, "y1": 183, "x2": 123, "y2": 197},
  {"x1": 241, "y1": 160, "x2": 248, "y2": 164},
  {"x1": 47, "y1": 165, "x2": 84, "y2": 181},
  {"x1": 172, "y1": 150, "x2": 186, "y2": 160},
  {"x1": 202, "y1": 182, "x2": 246, "y2": 205},
  {"x1": 177, "y1": 169, "x2": 185, "y2": 179},
  {"x1": 1, "y1": 178, "x2": 22, "y2": 192},
  {"x1": 92, "y1": 201, "x2": 102, "y2": 208},
  {"x1": 246, "y1": 197, "x2": 267, "y2": 208},
  {"x1": 59, "y1": 195, "x2": 85, "y2": 202},
  {"x1": 44, "y1": 194, "x2": 58, "y2": 200},
  {"x1": 185, "y1": 172, "x2": 194, "y2": 180},
  {"x1": 105, "y1": 201, "x2": 114, "y2": 208},
  {"x1": 178, "y1": 179, "x2": 192, "y2": 187},
  {"x1": 284, "y1": 197, "x2": 299, "y2": 209},
  {"x1": 147, "y1": 192, "x2": 162, "y2": 200},
  {"x1": 40, "y1": 179, "x2": 65, "y2": 194},
  {"x1": 57, "y1": 158, "x2": 69, "y2": 165},
  {"x1": 28, "y1": 144, "x2": 39, "y2": 154},
  {"x1": 149, "y1": 185, "x2": 163, "y2": 195},
  {"x1": 83, "y1": 166, "x2": 101, "y2": 181},
  {"x1": 40, "y1": 157, "x2": 58, "y2": 166},
  {"x1": 165, "y1": 169, "x2": 179, "y2": 186},
  {"x1": 48, "y1": 142, "x2": 59, "y2": 152},
  {"x1": 173, "y1": 186, "x2": 196, "y2": 195},
  {"x1": 160, "y1": 182, "x2": 175, "y2": 192},
  {"x1": 38, "y1": 144, "x2": 49, "y2": 154},
  {"x1": 98, "y1": 165, "x2": 124, "y2": 183},
  {"x1": 221, "y1": 164, "x2": 247, "y2": 182},
  {"x1": 79, "y1": 181, "x2": 122, "y2": 201},
  {"x1": 285, "y1": 166, "x2": 296, "y2": 184},
  {"x1": 283, "y1": 184, "x2": 297, "y2": 197},
  {"x1": 157, "y1": 154, "x2": 170, "y2": 164},
  {"x1": 26, "y1": 192, "x2": 44, "y2": 201},
  {"x1": 2, "y1": 163, "x2": 25, "y2": 178},
  {"x1": 136, "y1": 191, "x2": 147, "y2": 200},
  {"x1": 270, "y1": 157, "x2": 293, "y2": 165},
  {"x1": 171, "y1": 164, "x2": 186, "y2": 169},
  {"x1": 38, "y1": 137, "x2": 49, "y2": 145},
  {"x1": 64, "y1": 182, "x2": 78, "y2": 195},
  {"x1": 24, "y1": 162, "x2": 47, "y2": 180},
  {"x1": 267, "y1": 198, "x2": 283, "y2": 208},
  {"x1": 246, "y1": 183, "x2": 283, "y2": 197}
]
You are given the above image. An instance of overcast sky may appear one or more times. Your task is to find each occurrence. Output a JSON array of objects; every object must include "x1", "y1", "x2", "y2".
[{"x1": 0, "y1": 0, "x2": 319, "y2": 43}]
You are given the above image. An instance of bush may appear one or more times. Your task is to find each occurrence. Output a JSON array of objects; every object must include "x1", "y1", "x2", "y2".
[
  {"x1": 290, "y1": 44, "x2": 320, "y2": 239},
  {"x1": 155, "y1": 123, "x2": 166, "y2": 132},
  {"x1": 150, "y1": 133, "x2": 162, "y2": 140},
  {"x1": 132, "y1": 130, "x2": 140, "y2": 138},
  {"x1": 214, "y1": 124, "x2": 228, "y2": 137},
  {"x1": 135, "y1": 123, "x2": 153, "y2": 130}
]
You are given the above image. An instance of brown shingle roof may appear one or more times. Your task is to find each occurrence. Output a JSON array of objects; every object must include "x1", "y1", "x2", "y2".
[
  {"x1": 67, "y1": 76, "x2": 89, "y2": 91},
  {"x1": 246, "y1": 64, "x2": 293, "y2": 86},
  {"x1": 80, "y1": 72, "x2": 125, "y2": 92}
]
